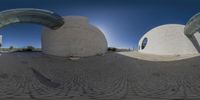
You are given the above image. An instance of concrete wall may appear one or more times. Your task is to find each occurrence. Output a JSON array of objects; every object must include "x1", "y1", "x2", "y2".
[
  {"x1": 0, "y1": 35, "x2": 2, "y2": 47},
  {"x1": 42, "y1": 16, "x2": 107, "y2": 57},
  {"x1": 138, "y1": 24, "x2": 200, "y2": 55}
]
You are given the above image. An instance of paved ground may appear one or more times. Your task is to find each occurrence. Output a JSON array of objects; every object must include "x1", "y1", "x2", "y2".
[
  {"x1": 0, "y1": 52, "x2": 199, "y2": 100},
  {"x1": 118, "y1": 51, "x2": 200, "y2": 61}
]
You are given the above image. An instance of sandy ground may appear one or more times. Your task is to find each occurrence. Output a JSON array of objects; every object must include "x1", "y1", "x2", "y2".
[{"x1": 0, "y1": 52, "x2": 199, "y2": 100}]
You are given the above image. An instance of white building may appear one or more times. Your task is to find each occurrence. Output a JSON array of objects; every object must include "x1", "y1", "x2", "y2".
[
  {"x1": 42, "y1": 16, "x2": 108, "y2": 57},
  {"x1": 138, "y1": 24, "x2": 200, "y2": 55}
]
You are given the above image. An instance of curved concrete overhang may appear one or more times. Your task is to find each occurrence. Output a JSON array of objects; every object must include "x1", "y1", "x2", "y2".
[
  {"x1": 185, "y1": 13, "x2": 200, "y2": 37},
  {"x1": 0, "y1": 8, "x2": 64, "y2": 29}
]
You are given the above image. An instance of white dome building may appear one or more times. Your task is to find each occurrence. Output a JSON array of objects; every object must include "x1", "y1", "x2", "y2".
[
  {"x1": 42, "y1": 16, "x2": 108, "y2": 57},
  {"x1": 138, "y1": 24, "x2": 200, "y2": 55}
]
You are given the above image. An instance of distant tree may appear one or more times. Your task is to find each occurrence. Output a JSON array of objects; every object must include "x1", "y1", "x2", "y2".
[
  {"x1": 107, "y1": 47, "x2": 117, "y2": 52},
  {"x1": 9, "y1": 46, "x2": 14, "y2": 50},
  {"x1": 26, "y1": 46, "x2": 35, "y2": 51},
  {"x1": 21, "y1": 46, "x2": 35, "y2": 52}
]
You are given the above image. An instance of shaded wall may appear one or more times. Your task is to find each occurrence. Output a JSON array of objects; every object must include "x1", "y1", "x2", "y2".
[{"x1": 42, "y1": 16, "x2": 108, "y2": 57}]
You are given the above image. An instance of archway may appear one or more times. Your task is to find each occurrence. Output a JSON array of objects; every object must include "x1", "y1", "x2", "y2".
[
  {"x1": 184, "y1": 13, "x2": 200, "y2": 52},
  {"x1": 0, "y1": 8, "x2": 64, "y2": 30},
  {"x1": 0, "y1": 8, "x2": 64, "y2": 51},
  {"x1": 185, "y1": 13, "x2": 200, "y2": 37}
]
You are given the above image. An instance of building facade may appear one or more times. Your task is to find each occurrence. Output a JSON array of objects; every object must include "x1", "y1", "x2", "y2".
[{"x1": 138, "y1": 24, "x2": 200, "y2": 55}]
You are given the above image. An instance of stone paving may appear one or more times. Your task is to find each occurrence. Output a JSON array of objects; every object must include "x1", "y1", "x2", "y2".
[{"x1": 0, "y1": 52, "x2": 199, "y2": 100}]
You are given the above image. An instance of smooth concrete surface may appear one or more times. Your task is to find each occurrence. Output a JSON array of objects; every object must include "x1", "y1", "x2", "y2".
[
  {"x1": 42, "y1": 16, "x2": 107, "y2": 57},
  {"x1": 185, "y1": 12, "x2": 200, "y2": 37},
  {"x1": 0, "y1": 52, "x2": 200, "y2": 100},
  {"x1": 0, "y1": 8, "x2": 64, "y2": 29},
  {"x1": 138, "y1": 24, "x2": 200, "y2": 55}
]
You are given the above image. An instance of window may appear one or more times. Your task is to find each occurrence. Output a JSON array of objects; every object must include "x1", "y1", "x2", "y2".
[{"x1": 141, "y1": 37, "x2": 148, "y2": 50}]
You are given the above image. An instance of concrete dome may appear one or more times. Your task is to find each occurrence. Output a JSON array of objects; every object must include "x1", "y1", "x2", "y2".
[
  {"x1": 42, "y1": 16, "x2": 107, "y2": 57},
  {"x1": 138, "y1": 24, "x2": 200, "y2": 55}
]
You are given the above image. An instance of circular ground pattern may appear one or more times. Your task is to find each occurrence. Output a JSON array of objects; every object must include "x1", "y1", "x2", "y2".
[{"x1": 0, "y1": 52, "x2": 199, "y2": 100}]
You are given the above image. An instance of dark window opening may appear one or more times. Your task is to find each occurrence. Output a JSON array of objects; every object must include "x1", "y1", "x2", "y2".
[{"x1": 141, "y1": 37, "x2": 148, "y2": 50}]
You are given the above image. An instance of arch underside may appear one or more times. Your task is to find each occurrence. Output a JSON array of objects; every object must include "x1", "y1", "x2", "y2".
[
  {"x1": 185, "y1": 13, "x2": 200, "y2": 37},
  {"x1": 184, "y1": 13, "x2": 200, "y2": 53},
  {"x1": 0, "y1": 8, "x2": 64, "y2": 29}
]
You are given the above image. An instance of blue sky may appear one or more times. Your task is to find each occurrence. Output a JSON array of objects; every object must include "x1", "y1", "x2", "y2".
[{"x1": 0, "y1": 0, "x2": 200, "y2": 48}]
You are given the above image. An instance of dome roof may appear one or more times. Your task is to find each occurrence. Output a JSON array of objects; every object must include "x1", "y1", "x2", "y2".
[
  {"x1": 138, "y1": 24, "x2": 200, "y2": 55},
  {"x1": 42, "y1": 16, "x2": 108, "y2": 57}
]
